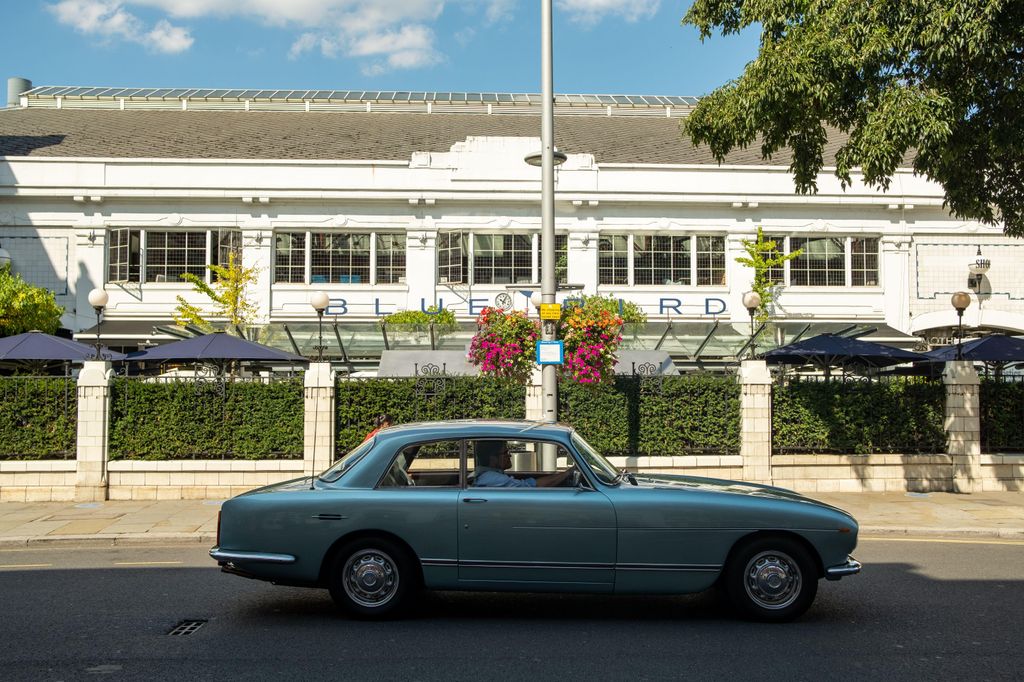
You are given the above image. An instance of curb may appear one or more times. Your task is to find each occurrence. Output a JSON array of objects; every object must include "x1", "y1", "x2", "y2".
[
  {"x1": 0, "y1": 532, "x2": 216, "y2": 548},
  {"x1": 859, "y1": 526, "x2": 1024, "y2": 540}
]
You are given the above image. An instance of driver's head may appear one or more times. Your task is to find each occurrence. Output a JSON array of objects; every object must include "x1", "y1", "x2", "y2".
[{"x1": 475, "y1": 440, "x2": 508, "y2": 469}]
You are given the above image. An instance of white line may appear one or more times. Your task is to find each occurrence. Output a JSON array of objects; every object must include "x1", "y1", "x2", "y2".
[
  {"x1": 0, "y1": 563, "x2": 53, "y2": 569},
  {"x1": 862, "y1": 536, "x2": 1024, "y2": 546},
  {"x1": 113, "y1": 561, "x2": 184, "y2": 566}
]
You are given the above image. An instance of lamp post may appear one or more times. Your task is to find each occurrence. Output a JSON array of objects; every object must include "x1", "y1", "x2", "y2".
[
  {"x1": 522, "y1": 0, "x2": 561, "y2": 423},
  {"x1": 310, "y1": 291, "x2": 329, "y2": 362},
  {"x1": 87, "y1": 288, "x2": 109, "y2": 360},
  {"x1": 742, "y1": 291, "x2": 762, "y2": 359},
  {"x1": 950, "y1": 291, "x2": 971, "y2": 360}
]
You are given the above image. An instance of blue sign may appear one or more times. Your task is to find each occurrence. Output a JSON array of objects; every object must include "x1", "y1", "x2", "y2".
[{"x1": 536, "y1": 340, "x2": 564, "y2": 365}]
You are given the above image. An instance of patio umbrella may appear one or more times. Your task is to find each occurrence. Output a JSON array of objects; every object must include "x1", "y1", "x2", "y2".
[
  {"x1": 763, "y1": 333, "x2": 927, "y2": 369},
  {"x1": 126, "y1": 331, "x2": 306, "y2": 363},
  {"x1": 0, "y1": 331, "x2": 126, "y2": 361},
  {"x1": 924, "y1": 334, "x2": 1024, "y2": 363}
]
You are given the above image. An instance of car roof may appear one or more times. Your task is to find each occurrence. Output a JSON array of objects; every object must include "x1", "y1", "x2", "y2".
[{"x1": 371, "y1": 419, "x2": 575, "y2": 443}]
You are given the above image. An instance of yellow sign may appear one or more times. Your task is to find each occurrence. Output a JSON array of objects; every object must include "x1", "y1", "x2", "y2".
[{"x1": 539, "y1": 303, "x2": 562, "y2": 320}]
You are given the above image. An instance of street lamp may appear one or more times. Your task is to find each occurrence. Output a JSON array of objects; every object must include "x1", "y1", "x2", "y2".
[
  {"x1": 532, "y1": 0, "x2": 559, "y2": 423},
  {"x1": 742, "y1": 291, "x2": 762, "y2": 358},
  {"x1": 87, "y1": 288, "x2": 109, "y2": 360},
  {"x1": 310, "y1": 291, "x2": 329, "y2": 362},
  {"x1": 950, "y1": 291, "x2": 971, "y2": 360}
]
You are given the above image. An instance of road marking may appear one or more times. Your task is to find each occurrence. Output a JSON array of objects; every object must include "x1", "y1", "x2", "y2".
[
  {"x1": 0, "y1": 563, "x2": 53, "y2": 569},
  {"x1": 113, "y1": 561, "x2": 184, "y2": 566},
  {"x1": 862, "y1": 536, "x2": 1024, "y2": 546}
]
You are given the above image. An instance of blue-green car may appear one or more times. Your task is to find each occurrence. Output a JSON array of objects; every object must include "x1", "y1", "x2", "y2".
[{"x1": 211, "y1": 420, "x2": 860, "y2": 621}]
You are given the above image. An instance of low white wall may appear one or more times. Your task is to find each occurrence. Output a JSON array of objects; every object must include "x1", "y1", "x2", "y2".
[{"x1": 2, "y1": 454, "x2": 1021, "y2": 501}]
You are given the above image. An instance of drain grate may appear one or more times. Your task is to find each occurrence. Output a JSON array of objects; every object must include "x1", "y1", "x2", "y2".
[{"x1": 167, "y1": 619, "x2": 207, "y2": 636}]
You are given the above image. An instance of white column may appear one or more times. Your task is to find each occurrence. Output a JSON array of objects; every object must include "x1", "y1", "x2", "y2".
[
  {"x1": 304, "y1": 362, "x2": 337, "y2": 476},
  {"x1": 739, "y1": 359, "x2": 773, "y2": 484},
  {"x1": 242, "y1": 227, "x2": 273, "y2": 324},
  {"x1": 405, "y1": 224, "x2": 436, "y2": 312},
  {"x1": 75, "y1": 361, "x2": 112, "y2": 501},
  {"x1": 944, "y1": 360, "x2": 982, "y2": 493},
  {"x1": 881, "y1": 236, "x2": 912, "y2": 333},
  {"x1": 569, "y1": 223, "x2": 598, "y2": 294}
]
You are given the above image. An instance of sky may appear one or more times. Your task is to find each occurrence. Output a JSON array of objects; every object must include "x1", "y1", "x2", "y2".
[{"x1": 1, "y1": 1, "x2": 759, "y2": 96}]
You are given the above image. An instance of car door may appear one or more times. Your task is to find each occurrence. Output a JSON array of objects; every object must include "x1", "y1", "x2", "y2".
[{"x1": 457, "y1": 438, "x2": 616, "y2": 591}]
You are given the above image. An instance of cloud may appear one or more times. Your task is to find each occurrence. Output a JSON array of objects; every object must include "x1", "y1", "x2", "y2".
[
  {"x1": 47, "y1": 0, "x2": 193, "y2": 54},
  {"x1": 556, "y1": 0, "x2": 660, "y2": 26}
]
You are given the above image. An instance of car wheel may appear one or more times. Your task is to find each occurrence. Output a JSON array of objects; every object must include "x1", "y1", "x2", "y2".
[
  {"x1": 329, "y1": 538, "x2": 416, "y2": 618},
  {"x1": 724, "y1": 536, "x2": 818, "y2": 622}
]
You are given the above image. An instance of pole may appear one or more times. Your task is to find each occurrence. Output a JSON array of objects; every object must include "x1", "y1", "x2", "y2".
[
  {"x1": 317, "y1": 309, "x2": 325, "y2": 362},
  {"x1": 540, "y1": 0, "x2": 557, "y2": 424},
  {"x1": 93, "y1": 306, "x2": 103, "y2": 360}
]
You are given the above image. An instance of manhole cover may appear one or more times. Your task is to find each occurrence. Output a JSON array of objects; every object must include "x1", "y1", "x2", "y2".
[{"x1": 167, "y1": 619, "x2": 207, "y2": 636}]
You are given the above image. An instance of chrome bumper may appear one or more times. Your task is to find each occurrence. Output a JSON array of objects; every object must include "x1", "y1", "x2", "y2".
[
  {"x1": 825, "y1": 556, "x2": 862, "y2": 580},
  {"x1": 209, "y1": 547, "x2": 296, "y2": 564}
]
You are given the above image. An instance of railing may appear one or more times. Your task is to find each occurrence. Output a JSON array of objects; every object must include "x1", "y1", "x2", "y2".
[
  {"x1": 109, "y1": 375, "x2": 304, "y2": 460},
  {"x1": 0, "y1": 376, "x2": 77, "y2": 459}
]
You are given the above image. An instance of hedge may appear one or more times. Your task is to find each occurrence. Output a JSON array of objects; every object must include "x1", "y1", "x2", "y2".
[
  {"x1": 980, "y1": 380, "x2": 1024, "y2": 452},
  {"x1": 0, "y1": 377, "x2": 77, "y2": 459},
  {"x1": 109, "y1": 378, "x2": 303, "y2": 460},
  {"x1": 772, "y1": 379, "x2": 946, "y2": 454}
]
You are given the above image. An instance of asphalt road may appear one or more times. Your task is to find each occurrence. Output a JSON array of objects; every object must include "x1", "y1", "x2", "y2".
[{"x1": 1, "y1": 537, "x2": 1021, "y2": 681}]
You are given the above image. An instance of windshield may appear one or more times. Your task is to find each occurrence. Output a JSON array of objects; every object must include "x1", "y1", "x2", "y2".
[
  {"x1": 318, "y1": 438, "x2": 374, "y2": 483},
  {"x1": 571, "y1": 432, "x2": 620, "y2": 485}
]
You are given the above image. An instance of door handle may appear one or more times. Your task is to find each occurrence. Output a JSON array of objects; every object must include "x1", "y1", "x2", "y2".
[{"x1": 462, "y1": 498, "x2": 488, "y2": 503}]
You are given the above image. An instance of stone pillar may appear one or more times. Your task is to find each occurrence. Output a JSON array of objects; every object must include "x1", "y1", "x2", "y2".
[
  {"x1": 739, "y1": 359, "x2": 773, "y2": 484},
  {"x1": 944, "y1": 360, "x2": 982, "y2": 493},
  {"x1": 75, "y1": 361, "x2": 112, "y2": 501},
  {"x1": 304, "y1": 363, "x2": 337, "y2": 476}
]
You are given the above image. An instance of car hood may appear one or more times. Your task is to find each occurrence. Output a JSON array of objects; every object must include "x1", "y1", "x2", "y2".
[{"x1": 628, "y1": 473, "x2": 850, "y2": 514}]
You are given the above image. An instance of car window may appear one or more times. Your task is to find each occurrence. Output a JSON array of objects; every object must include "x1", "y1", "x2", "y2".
[
  {"x1": 468, "y1": 438, "x2": 580, "y2": 489},
  {"x1": 379, "y1": 440, "x2": 461, "y2": 488},
  {"x1": 570, "y1": 432, "x2": 619, "y2": 485},
  {"x1": 318, "y1": 438, "x2": 375, "y2": 483}
]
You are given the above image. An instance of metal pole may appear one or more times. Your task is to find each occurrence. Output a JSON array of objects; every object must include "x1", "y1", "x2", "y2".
[
  {"x1": 93, "y1": 307, "x2": 103, "y2": 360},
  {"x1": 540, "y1": 0, "x2": 557, "y2": 424},
  {"x1": 957, "y1": 312, "x2": 964, "y2": 360},
  {"x1": 316, "y1": 309, "x2": 325, "y2": 362}
]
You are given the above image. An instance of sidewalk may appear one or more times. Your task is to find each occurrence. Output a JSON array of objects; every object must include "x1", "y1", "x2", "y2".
[{"x1": 0, "y1": 492, "x2": 1022, "y2": 547}]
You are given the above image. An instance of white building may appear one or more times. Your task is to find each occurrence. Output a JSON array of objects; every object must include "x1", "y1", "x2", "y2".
[{"x1": 1, "y1": 82, "x2": 1019, "y2": 368}]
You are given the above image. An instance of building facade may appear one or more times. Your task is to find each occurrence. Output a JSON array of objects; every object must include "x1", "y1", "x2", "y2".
[{"x1": 1, "y1": 84, "x2": 1020, "y2": 365}]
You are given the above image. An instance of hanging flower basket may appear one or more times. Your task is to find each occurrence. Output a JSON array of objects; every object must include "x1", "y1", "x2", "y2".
[
  {"x1": 468, "y1": 307, "x2": 539, "y2": 383},
  {"x1": 560, "y1": 306, "x2": 624, "y2": 384}
]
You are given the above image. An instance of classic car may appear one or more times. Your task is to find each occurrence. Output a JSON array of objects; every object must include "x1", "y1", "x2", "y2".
[{"x1": 211, "y1": 420, "x2": 860, "y2": 622}]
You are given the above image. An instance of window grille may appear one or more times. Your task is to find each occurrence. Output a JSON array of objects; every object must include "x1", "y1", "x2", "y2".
[
  {"x1": 851, "y1": 237, "x2": 880, "y2": 286},
  {"x1": 791, "y1": 237, "x2": 846, "y2": 286},
  {"x1": 145, "y1": 231, "x2": 206, "y2": 283},
  {"x1": 107, "y1": 228, "x2": 140, "y2": 282},
  {"x1": 598, "y1": 235, "x2": 629, "y2": 285},
  {"x1": 437, "y1": 231, "x2": 466, "y2": 285},
  {"x1": 695, "y1": 236, "x2": 726, "y2": 286},
  {"x1": 274, "y1": 232, "x2": 306, "y2": 283},
  {"x1": 213, "y1": 230, "x2": 242, "y2": 270},
  {"x1": 310, "y1": 233, "x2": 370, "y2": 284},
  {"x1": 538, "y1": 233, "x2": 569, "y2": 285},
  {"x1": 473, "y1": 234, "x2": 533, "y2": 285},
  {"x1": 634, "y1": 235, "x2": 690, "y2": 285},
  {"x1": 376, "y1": 233, "x2": 406, "y2": 284}
]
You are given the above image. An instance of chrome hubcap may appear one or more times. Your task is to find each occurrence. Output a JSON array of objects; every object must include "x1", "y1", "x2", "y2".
[
  {"x1": 744, "y1": 550, "x2": 802, "y2": 610},
  {"x1": 343, "y1": 549, "x2": 399, "y2": 608}
]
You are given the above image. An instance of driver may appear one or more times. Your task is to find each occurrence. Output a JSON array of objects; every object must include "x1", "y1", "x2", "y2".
[{"x1": 471, "y1": 441, "x2": 574, "y2": 488}]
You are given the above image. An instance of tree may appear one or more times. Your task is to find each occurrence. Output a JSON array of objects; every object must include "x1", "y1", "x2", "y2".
[
  {"x1": 0, "y1": 265, "x2": 64, "y2": 336},
  {"x1": 683, "y1": 1, "x2": 1024, "y2": 236},
  {"x1": 174, "y1": 252, "x2": 258, "y2": 330},
  {"x1": 735, "y1": 227, "x2": 802, "y2": 324}
]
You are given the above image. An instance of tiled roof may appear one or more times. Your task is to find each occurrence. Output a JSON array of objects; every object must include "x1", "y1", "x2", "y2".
[{"x1": 0, "y1": 108, "x2": 849, "y2": 166}]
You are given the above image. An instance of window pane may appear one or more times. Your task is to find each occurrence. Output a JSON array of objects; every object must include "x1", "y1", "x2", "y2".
[
  {"x1": 598, "y1": 235, "x2": 628, "y2": 285},
  {"x1": 145, "y1": 231, "x2": 206, "y2": 283},
  {"x1": 791, "y1": 237, "x2": 846, "y2": 287},
  {"x1": 538, "y1": 233, "x2": 569, "y2": 285},
  {"x1": 376, "y1": 233, "x2": 406, "y2": 284},
  {"x1": 473, "y1": 233, "x2": 532, "y2": 285},
  {"x1": 107, "y1": 228, "x2": 140, "y2": 282},
  {"x1": 214, "y1": 230, "x2": 242, "y2": 270},
  {"x1": 469, "y1": 439, "x2": 576, "y2": 488},
  {"x1": 437, "y1": 232, "x2": 466, "y2": 284},
  {"x1": 851, "y1": 237, "x2": 879, "y2": 286},
  {"x1": 380, "y1": 440, "x2": 462, "y2": 488},
  {"x1": 274, "y1": 232, "x2": 306, "y2": 283},
  {"x1": 695, "y1": 236, "x2": 726, "y2": 286},
  {"x1": 633, "y1": 235, "x2": 690, "y2": 285},
  {"x1": 310, "y1": 232, "x2": 371, "y2": 284}
]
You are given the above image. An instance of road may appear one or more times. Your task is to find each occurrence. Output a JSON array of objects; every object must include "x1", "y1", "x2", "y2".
[{"x1": 1, "y1": 537, "x2": 1021, "y2": 681}]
